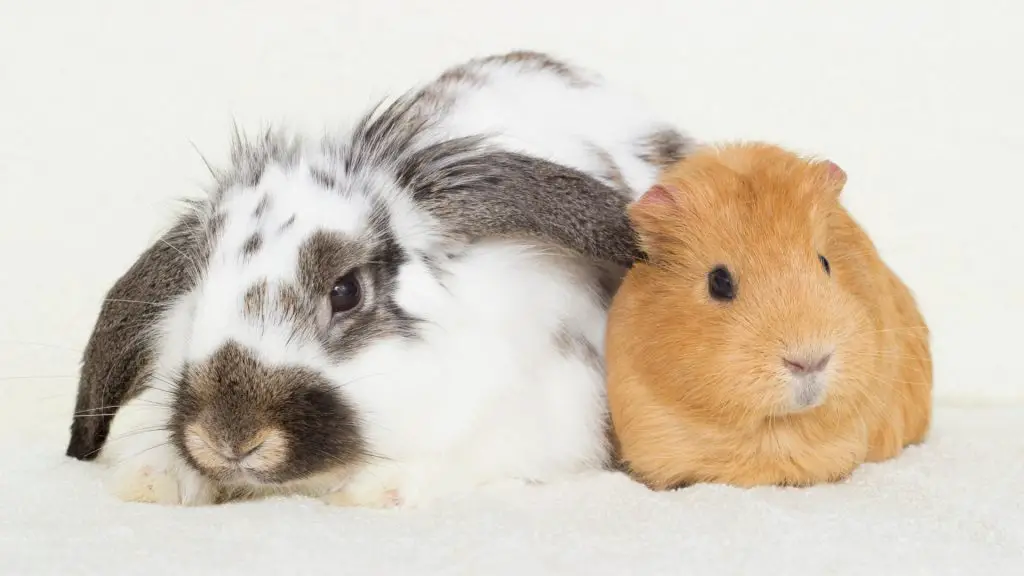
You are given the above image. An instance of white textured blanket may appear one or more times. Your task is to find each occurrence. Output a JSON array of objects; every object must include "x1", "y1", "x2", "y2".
[{"x1": 3, "y1": 379, "x2": 1021, "y2": 575}]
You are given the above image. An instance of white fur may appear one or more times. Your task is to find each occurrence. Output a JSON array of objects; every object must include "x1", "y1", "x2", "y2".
[
  {"x1": 336, "y1": 243, "x2": 610, "y2": 506},
  {"x1": 100, "y1": 54, "x2": 680, "y2": 507},
  {"x1": 425, "y1": 57, "x2": 673, "y2": 196},
  {"x1": 100, "y1": 294, "x2": 217, "y2": 505}
]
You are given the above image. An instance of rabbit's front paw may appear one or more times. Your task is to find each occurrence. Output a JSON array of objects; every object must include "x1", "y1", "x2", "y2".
[
  {"x1": 320, "y1": 487, "x2": 402, "y2": 509},
  {"x1": 111, "y1": 463, "x2": 186, "y2": 504},
  {"x1": 103, "y1": 431, "x2": 217, "y2": 506}
]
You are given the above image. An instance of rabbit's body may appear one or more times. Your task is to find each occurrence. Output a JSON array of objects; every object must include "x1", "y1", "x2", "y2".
[{"x1": 69, "y1": 51, "x2": 691, "y2": 507}]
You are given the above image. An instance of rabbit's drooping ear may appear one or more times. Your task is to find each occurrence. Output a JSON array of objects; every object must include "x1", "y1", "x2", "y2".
[
  {"x1": 403, "y1": 141, "x2": 644, "y2": 268},
  {"x1": 66, "y1": 207, "x2": 206, "y2": 461}
]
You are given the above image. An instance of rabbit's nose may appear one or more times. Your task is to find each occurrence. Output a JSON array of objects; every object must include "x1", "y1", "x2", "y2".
[{"x1": 183, "y1": 423, "x2": 283, "y2": 473}]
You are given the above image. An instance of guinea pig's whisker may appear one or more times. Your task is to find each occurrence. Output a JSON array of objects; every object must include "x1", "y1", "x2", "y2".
[
  {"x1": 841, "y1": 351, "x2": 928, "y2": 361},
  {"x1": 878, "y1": 377, "x2": 926, "y2": 391},
  {"x1": 835, "y1": 248, "x2": 875, "y2": 255},
  {"x1": 844, "y1": 379, "x2": 893, "y2": 415},
  {"x1": 853, "y1": 326, "x2": 929, "y2": 336}
]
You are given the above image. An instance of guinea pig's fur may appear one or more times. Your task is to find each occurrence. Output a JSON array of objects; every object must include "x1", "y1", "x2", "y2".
[{"x1": 605, "y1": 142, "x2": 932, "y2": 489}]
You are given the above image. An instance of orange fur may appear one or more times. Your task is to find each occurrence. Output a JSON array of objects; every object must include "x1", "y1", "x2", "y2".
[{"x1": 605, "y1": 142, "x2": 932, "y2": 490}]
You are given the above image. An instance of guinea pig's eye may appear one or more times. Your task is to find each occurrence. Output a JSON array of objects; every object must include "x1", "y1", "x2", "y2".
[
  {"x1": 819, "y1": 254, "x2": 831, "y2": 276},
  {"x1": 707, "y1": 266, "x2": 736, "y2": 302},
  {"x1": 329, "y1": 272, "x2": 361, "y2": 314}
]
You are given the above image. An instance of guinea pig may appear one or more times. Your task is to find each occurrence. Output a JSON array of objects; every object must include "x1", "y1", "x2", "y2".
[
  {"x1": 605, "y1": 142, "x2": 933, "y2": 489},
  {"x1": 65, "y1": 50, "x2": 693, "y2": 507}
]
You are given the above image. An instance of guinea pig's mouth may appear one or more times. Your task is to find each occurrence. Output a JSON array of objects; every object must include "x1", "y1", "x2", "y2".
[
  {"x1": 786, "y1": 375, "x2": 829, "y2": 414},
  {"x1": 778, "y1": 349, "x2": 835, "y2": 414}
]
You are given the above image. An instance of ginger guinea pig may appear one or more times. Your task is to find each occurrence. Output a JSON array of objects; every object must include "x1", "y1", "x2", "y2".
[{"x1": 605, "y1": 142, "x2": 933, "y2": 489}]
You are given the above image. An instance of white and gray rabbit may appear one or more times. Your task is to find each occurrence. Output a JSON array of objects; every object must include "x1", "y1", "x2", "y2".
[{"x1": 66, "y1": 51, "x2": 693, "y2": 507}]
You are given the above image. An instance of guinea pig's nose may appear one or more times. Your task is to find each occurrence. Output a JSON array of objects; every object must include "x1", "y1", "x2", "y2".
[{"x1": 784, "y1": 352, "x2": 833, "y2": 375}]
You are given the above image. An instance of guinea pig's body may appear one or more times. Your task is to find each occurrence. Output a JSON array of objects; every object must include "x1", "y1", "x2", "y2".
[
  {"x1": 67, "y1": 51, "x2": 691, "y2": 507},
  {"x1": 606, "y1": 143, "x2": 932, "y2": 489}
]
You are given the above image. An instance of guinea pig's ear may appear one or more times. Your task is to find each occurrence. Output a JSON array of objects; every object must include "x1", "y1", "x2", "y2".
[
  {"x1": 628, "y1": 183, "x2": 686, "y2": 261},
  {"x1": 817, "y1": 160, "x2": 847, "y2": 198}
]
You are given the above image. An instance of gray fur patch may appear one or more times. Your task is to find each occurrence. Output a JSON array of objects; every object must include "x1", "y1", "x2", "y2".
[
  {"x1": 309, "y1": 167, "x2": 337, "y2": 189},
  {"x1": 399, "y1": 141, "x2": 645, "y2": 268},
  {"x1": 242, "y1": 280, "x2": 269, "y2": 320},
  {"x1": 636, "y1": 128, "x2": 691, "y2": 170},
  {"x1": 296, "y1": 226, "x2": 419, "y2": 361},
  {"x1": 241, "y1": 233, "x2": 263, "y2": 257},
  {"x1": 242, "y1": 277, "x2": 319, "y2": 338},
  {"x1": 296, "y1": 231, "x2": 364, "y2": 296},
  {"x1": 592, "y1": 262, "x2": 628, "y2": 307},
  {"x1": 589, "y1": 145, "x2": 631, "y2": 196},
  {"x1": 554, "y1": 326, "x2": 604, "y2": 376},
  {"x1": 277, "y1": 283, "x2": 315, "y2": 336},
  {"x1": 277, "y1": 214, "x2": 296, "y2": 233},
  {"x1": 433, "y1": 65, "x2": 486, "y2": 88},
  {"x1": 252, "y1": 194, "x2": 271, "y2": 219},
  {"x1": 407, "y1": 65, "x2": 484, "y2": 120},
  {"x1": 482, "y1": 50, "x2": 594, "y2": 88},
  {"x1": 208, "y1": 212, "x2": 226, "y2": 242},
  {"x1": 420, "y1": 251, "x2": 452, "y2": 284}
]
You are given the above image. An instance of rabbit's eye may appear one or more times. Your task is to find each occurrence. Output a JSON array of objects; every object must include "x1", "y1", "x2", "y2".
[
  {"x1": 707, "y1": 266, "x2": 736, "y2": 302},
  {"x1": 819, "y1": 254, "x2": 831, "y2": 276},
  {"x1": 330, "y1": 272, "x2": 361, "y2": 313}
]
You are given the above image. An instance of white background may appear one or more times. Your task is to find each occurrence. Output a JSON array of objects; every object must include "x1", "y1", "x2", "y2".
[{"x1": 1, "y1": 0, "x2": 1020, "y2": 402}]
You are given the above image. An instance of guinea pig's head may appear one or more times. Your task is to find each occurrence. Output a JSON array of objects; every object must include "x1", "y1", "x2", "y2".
[
  {"x1": 627, "y1": 142, "x2": 872, "y2": 422},
  {"x1": 165, "y1": 135, "x2": 431, "y2": 489}
]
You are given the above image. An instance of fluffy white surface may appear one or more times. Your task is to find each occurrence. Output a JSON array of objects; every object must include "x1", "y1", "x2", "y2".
[{"x1": 4, "y1": 378, "x2": 1022, "y2": 575}]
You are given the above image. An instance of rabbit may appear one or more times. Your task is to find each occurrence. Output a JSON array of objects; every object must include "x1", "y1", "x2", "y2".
[
  {"x1": 65, "y1": 50, "x2": 693, "y2": 507},
  {"x1": 605, "y1": 142, "x2": 933, "y2": 490}
]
